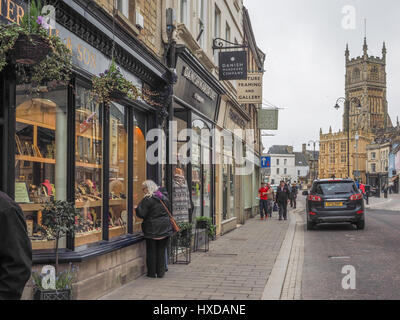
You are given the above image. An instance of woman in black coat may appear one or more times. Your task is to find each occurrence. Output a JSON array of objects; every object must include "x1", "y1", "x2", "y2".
[{"x1": 135, "y1": 180, "x2": 173, "y2": 278}]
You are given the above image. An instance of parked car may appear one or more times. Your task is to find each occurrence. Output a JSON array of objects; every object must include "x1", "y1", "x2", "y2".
[{"x1": 303, "y1": 178, "x2": 365, "y2": 230}]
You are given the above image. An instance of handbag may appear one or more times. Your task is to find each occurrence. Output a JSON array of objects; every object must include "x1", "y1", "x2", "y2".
[
  {"x1": 273, "y1": 202, "x2": 278, "y2": 212},
  {"x1": 159, "y1": 199, "x2": 180, "y2": 234}
]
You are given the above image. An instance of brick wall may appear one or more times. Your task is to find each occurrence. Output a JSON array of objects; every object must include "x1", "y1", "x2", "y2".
[{"x1": 95, "y1": 0, "x2": 162, "y2": 58}]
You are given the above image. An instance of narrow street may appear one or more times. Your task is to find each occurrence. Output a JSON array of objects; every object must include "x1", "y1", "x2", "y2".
[{"x1": 301, "y1": 195, "x2": 400, "y2": 300}]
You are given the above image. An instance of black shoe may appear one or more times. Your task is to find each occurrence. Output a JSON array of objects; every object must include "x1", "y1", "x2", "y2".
[{"x1": 147, "y1": 274, "x2": 156, "y2": 278}]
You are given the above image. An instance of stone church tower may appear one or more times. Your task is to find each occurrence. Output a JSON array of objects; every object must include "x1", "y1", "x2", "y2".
[{"x1": 344, "y1": 38, "x2": 392, "y2": 132}]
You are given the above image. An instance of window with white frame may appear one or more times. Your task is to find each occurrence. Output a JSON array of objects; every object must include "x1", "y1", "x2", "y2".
[
  {"x1": 116, "y1": 0, "x2": 129, "y2": 19},
  {"x1": 180, "y1": 0, "x2": 188, "y2": 25},
  {"x1": 225, "y1": 22, "x2": 231, "y2": 42},
  {"x1": 198, "y1": 0, "x2": 206, "y2": 48}
]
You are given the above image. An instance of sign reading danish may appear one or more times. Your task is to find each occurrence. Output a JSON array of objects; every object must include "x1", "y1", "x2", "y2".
[
  {"x1": 237, "y1": 72, "x2": 263, "y2": 104},
  {"x1": 219, "y1": 50, "x2": 247, "y2": 80}
]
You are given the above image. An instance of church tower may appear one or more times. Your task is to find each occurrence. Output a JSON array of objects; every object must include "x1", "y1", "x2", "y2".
[{"x1": 344, "y1": 38, "x2": 391, "y2": 132}]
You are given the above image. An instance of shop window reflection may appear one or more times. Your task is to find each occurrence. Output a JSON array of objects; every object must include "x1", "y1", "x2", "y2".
[
  {"x1": 15, "y1": 84, "x2": 67, "y2": 250},
  {"x1": 109, "y1": 103, "x2": 128, "y2": 239},
  {"x1": 133, "y1": 123, "x2": 146, "y2": 232},
  {"x1": 74, "y1": 85, "x2": 103, "y2": 247}
]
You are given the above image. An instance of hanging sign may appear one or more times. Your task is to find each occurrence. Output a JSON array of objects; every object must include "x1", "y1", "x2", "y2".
[
  {"x1": 237, "y1": 72, "x2": 263, "y2": 104},
  {"x1": 219, "y1": 51, "x2": 247, "y2": 81},
  {"x1": 258, "y1": 109, "x2": 279, "y2": 130}
]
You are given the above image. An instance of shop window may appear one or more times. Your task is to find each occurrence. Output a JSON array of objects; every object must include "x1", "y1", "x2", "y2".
[
  {"x1": 74, "y1": 85, "x2": 103, "y2": 247},
  {"x1": 15, "y1": 83, "x2": 67, "y2": 250},
  {"x1": 133, "y1": 122, "x2": 146, "y2": 232},
  {"x1": 109, "y1": 103, "x2": 128, "y2": 239}
]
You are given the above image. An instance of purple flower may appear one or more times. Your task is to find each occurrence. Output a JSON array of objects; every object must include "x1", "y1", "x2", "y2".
[{"x1": 36, "y1": 16, "x2": 44, "y2": 25}]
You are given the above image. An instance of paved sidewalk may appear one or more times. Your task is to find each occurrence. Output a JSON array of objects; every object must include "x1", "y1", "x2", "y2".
[
  {"x1": 99, "y1": 210, "x2": 294, "y2": 300},
  {"x1": 366, "y1": 193, "x2": 400, "y2": 210}
]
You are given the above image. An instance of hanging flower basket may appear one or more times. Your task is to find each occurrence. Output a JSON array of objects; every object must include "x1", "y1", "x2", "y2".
[
  {"x1": 0, "y1": 1, "x2": 72, "y2": 92},
  {"x1": 12, "y1": 34, "x2": 51, "y2": 65},
  {"x1": 109, "y1": 89, "x2": 127, "y2": 101},
  {"x1": 92, "y1": 58, "x2": 140, "y2": 105}
]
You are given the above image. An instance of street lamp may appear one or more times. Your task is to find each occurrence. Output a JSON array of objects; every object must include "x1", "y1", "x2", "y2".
[
  {"x1": 308, "y1": 140, "x2": 320, "y2": 182},
  {"x1": 334, "y1": 97, "x2": 362, "y2": 178}
]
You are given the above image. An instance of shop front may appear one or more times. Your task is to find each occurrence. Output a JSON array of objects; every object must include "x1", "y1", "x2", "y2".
[
  {"x1": 0, "y1": 0, "x2": 171, "y2": 299},
  {"x1": 171, "y1": 47, "x2": 225, "y2": 227}
]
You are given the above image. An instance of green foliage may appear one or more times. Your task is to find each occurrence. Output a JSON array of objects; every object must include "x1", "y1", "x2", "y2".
[
  {"x1": 0, "y1": 0, "x2": 72, "y2": 91},
  {"x1": 174, "y1": 222, "x2": 193, "y2": 247},
  {"x1": 32, "y1": 263, "x2": 79, "y2": 290},
  {"x1": 41, "y1": 200, "x2": 78, "y2": 239},
  {"x1": 195, "y1": 216, "x2": 216, "y2": 238},
  {"x1": 92, "y1": 58, "x2": 140, "y2": 104}
]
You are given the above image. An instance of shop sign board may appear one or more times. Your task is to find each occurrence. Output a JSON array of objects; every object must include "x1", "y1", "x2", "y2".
[
  {"x1": 258, "y1": 109, "x2": 279, "y2": 130},
  {"x1": 0, "y1": 0, "x2": 25, "y2": 25},
  {"x1": 174, "y1": 57, "x2": 219, "y2": 121},
  {"x1": 237, "y1": 72, "x2": 263, "y2": 104},
  {"x1": 219, "y1": 50, "x2": 247, "y2": 81}
]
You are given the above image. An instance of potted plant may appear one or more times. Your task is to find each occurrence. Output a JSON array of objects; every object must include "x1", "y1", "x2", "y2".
[
  {"x1": 0, "y1": 0, "x2": 72, "y2": 92},
  {"x1": 92, "y1": 58, "x2": 140, "y2": 105},
  {"x1": 31, "y1": 263, "x2": 78, "y2": 300},
  {"x1": 195, "y1": 216, "x2": 216, "y2": 240},
  {"x1": 175, "y1": 222, "x2": 193, "y2": 248},
  {"x1": 31, "y1": 200, "x2": 79, "y2": 300}
]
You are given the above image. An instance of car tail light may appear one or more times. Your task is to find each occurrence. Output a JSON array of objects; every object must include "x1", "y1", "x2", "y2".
[
  {"x1": 308, "y1": 195, "x2": 322, "y2": 202},
  {"x1": 309, "y1": 212, "x2": 317, "y2": 216},
  {"x1": 357, "y1": 210, "x2": 364, "y2": 214},
  {"x1": 350, "y1": 194, "x2": 363, "y2": 201}
]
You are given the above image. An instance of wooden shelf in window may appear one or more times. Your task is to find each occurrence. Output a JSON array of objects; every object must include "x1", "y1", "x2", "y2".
[
  {"x1": 76, "y1": 132, "x2": 102, "y2": 141},
  {"x1": 20, "y1": 203, "x2": 45, "y2": 212},
  {"x1": 75, "y1": 200, "x2": 102, "y2": 208},
  {"x1": 16, "y1": 155, "x2": 56, "y2": 164},
  {"x1": 76, "y1": 162, "x2": 102, "y2": 169},
  {"x1": 16, "y1": 118, "x2": 55, "y2": 131},
  {"x1": 75, "y1": 229, "x2": 102, "y2": 247},
  {"x1": 109, "y1": 199, "x2": 126, "y2": 206},
  {"x1": 32, "y1": 239, "x2": 56, "y2": 250}
]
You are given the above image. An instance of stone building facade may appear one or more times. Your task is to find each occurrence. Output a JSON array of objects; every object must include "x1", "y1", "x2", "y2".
[{"x1": 319, "y1": 38, "x2": 392, "y2": 182}]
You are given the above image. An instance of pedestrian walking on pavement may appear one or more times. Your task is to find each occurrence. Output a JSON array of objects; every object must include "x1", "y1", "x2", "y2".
[
  {"x1": 0, "y1": 191, "x2": 32, "y2": 300},
  {"x1": 290, "y1": 182, "x2": 298, "y2": 209},
  {"x1": 258, "y1": 182, "x2": 269, "y2": 220},
  {"x1": 276, "y1": 181, "x2": 291, "y2": 220},
  {"x1": 135, "y1": 180, "x2": 173, "y2": 279},
  {"x1": 266, "y1": 183, "x2": 274, "y2": 218}
]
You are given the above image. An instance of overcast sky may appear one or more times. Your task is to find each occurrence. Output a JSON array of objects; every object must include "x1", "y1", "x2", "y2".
[{"x1": 244, "y1": 0, "x2": 400, "y2": 153}]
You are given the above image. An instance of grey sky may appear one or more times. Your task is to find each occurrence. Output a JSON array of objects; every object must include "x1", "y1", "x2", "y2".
[{"x1": 244, "y1": 0, "x2": 400, "y2": 153}]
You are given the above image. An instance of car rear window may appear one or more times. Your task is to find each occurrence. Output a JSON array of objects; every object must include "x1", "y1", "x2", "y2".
[{"x1": 313, "y1": 182, "x2": 358, "y2": 195}]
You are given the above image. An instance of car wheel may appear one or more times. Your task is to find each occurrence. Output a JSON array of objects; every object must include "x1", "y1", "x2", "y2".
[
  {"x1": 307, "y1": 220, "x2": 315, "y2": 230},
  {"x1": 356, "y1": 221, "x2": 365, "y2": 230}
]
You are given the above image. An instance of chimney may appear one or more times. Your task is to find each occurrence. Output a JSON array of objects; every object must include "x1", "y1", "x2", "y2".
[{"x1": 302, "y1": 143, "x2": 307, "y2": 153}]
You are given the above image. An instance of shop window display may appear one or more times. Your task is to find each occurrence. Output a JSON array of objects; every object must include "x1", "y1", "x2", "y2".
[
  {"x1": 15, "y1": 83, "x2": 68, "y2": 250},
  {"x1": 74, "y1": 85, "x2": 103, "y2": 247},
  {"x1": 133, "y1": 121, "x2": 146, "y2": 232},
  {"x1": 108, "y1": 103, "x2": 128, "y2": 239}
]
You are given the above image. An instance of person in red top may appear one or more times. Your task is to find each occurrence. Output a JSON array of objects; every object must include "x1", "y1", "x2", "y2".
[{"x1": 259, "y1": 182, "x2": 269, "y2": 220}]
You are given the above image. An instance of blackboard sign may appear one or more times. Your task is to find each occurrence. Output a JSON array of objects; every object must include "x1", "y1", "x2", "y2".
[{"x1": 219, "y1": 51, "x2": 247, "y2": 81}]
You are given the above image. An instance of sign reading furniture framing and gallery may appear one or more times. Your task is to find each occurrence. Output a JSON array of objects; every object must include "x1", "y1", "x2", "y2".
[
  {"x1": 237, "y1": 72, "x2": 263, "y2": 104},
  {"x1": 219, "y1": 50, "x2": 247, "y2": 81}
]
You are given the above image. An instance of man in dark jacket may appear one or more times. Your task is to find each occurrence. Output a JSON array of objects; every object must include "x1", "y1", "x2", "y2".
[
  {"x1": 276, "y1": 181, "x2": 291, "y2": 221},
  {"x1": 0, "y1": 191, "x2": 32, "y2": 300}
]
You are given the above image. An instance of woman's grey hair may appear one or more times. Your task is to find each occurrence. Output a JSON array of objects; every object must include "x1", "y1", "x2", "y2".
[{"x1": 142, "y1": 180, "x2": 159, "y2": 198}]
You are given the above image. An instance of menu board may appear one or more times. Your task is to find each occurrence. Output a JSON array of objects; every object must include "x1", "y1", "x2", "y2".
[{"x1": 15, "y1": 182, "x2": 31, "y2": 203}]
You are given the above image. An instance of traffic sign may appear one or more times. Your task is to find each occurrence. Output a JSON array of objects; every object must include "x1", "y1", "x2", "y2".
[{"x1": 261, "y1": 156, "x2": 271, "y2": 168}]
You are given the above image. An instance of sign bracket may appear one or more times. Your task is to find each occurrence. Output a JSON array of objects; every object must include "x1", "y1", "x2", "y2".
[{"x1": 212, "y1": 38, "x2": 249, "y2": 53}]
